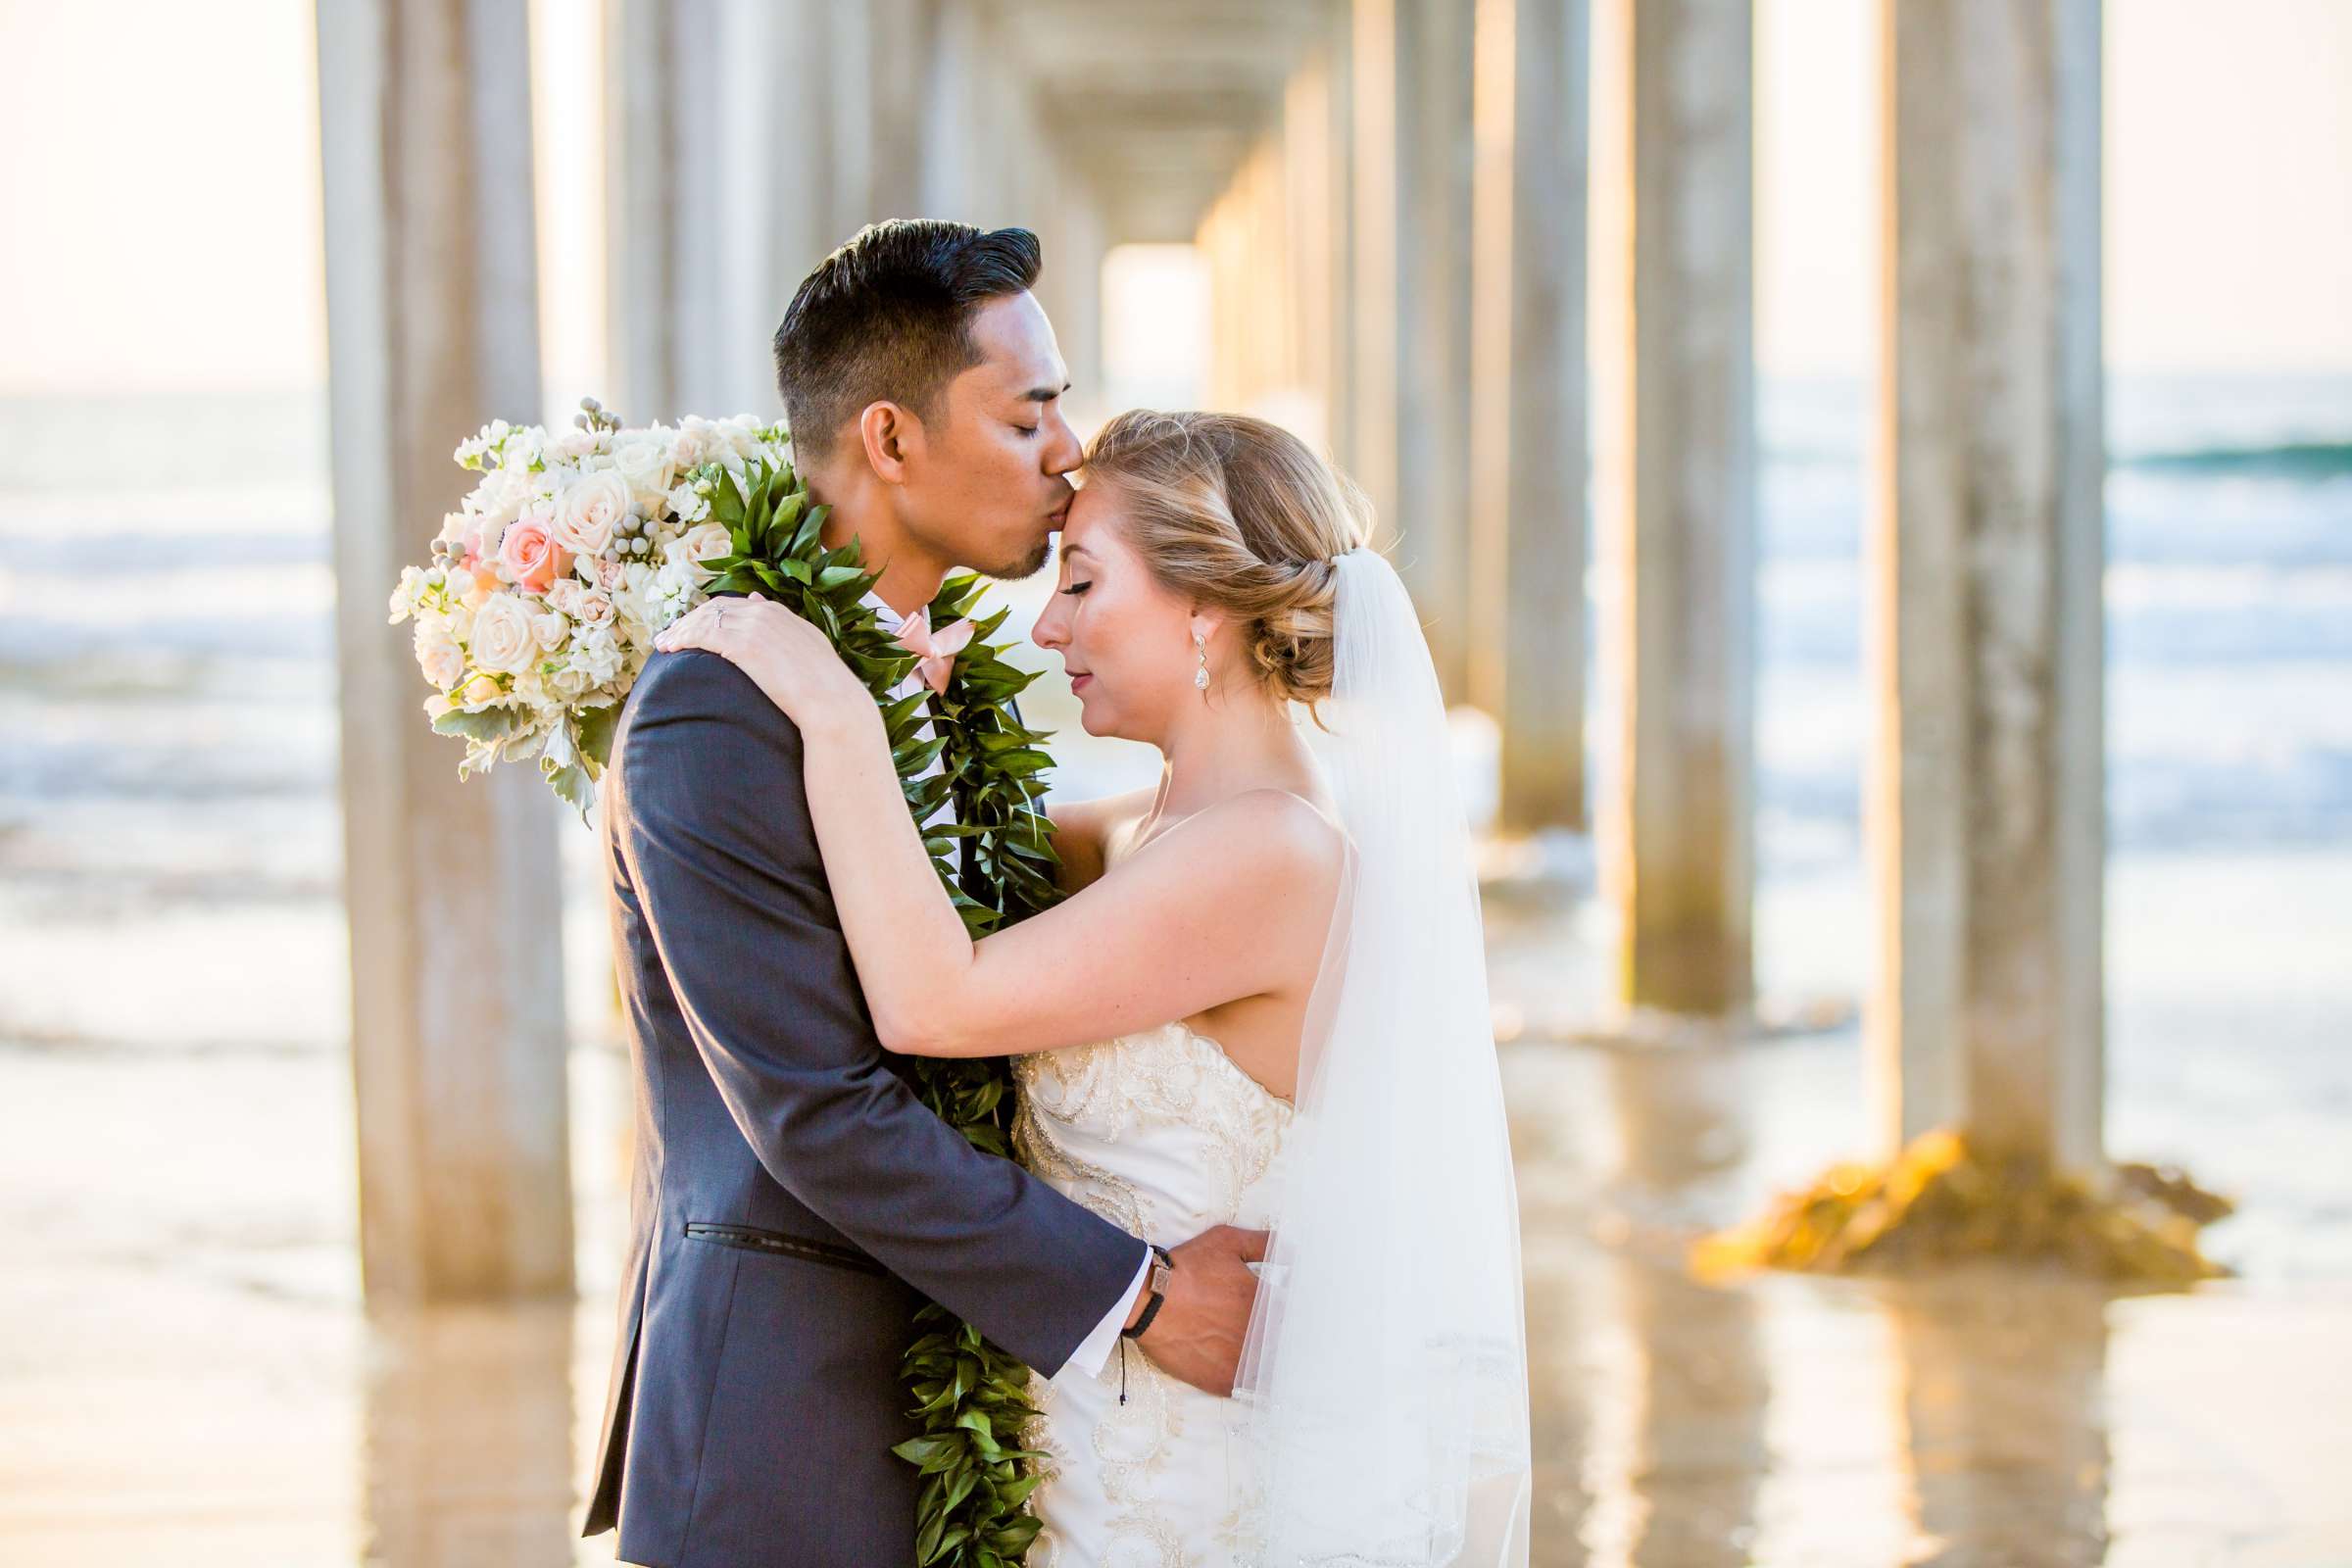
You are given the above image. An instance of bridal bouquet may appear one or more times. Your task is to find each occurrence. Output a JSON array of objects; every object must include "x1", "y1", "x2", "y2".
[{"x1": 386, "y1": 399, "x2": 794, "y2": 811}]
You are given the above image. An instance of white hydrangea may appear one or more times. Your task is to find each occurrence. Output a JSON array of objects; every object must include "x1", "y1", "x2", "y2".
[
  {"x1": 570, "y1": 624, "x2": 626, "y2": 685},
  {"x1": 643, "y1": 557, "x2": 702, "y2": 629},
  {"x1": 389, "y1": 566, "x2": 424, "y2": 624}
]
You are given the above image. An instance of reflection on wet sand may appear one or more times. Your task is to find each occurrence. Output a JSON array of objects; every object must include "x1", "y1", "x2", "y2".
[
  {"x1": 363, "y1": 1301, "x2": 576, "y2": 1566},
  {"x1": 1558, "y1": 1253, "x2": 1770, "y2": 1568},
  {"x1": 1884, "y1": 1276, "x2": 2111, "y2": 1567},
  {"x1": 1497, "y1": 1022, "x2": 2352, "y2": 1568}
]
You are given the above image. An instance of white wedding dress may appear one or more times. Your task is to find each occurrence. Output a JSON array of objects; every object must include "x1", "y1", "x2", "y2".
[
  {"x1": 1013, "y1": 1019, "x2": 1293, "y2": 1566},
  {"x1": 1005, "y1": 549, "x2": 1531, "y2": 1568}
]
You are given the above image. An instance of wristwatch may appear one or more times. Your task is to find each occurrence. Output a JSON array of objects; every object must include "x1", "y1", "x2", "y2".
[{"x1": 1119, "y1": 1244, "x2": 1176, "y2": 1341}]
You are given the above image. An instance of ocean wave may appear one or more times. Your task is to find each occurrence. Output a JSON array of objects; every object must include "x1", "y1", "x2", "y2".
[{"x1": 2122, "y1": 441, "x2": 2352, "y2": 476}]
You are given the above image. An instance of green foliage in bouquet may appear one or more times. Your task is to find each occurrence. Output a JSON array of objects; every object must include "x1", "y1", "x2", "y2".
[{"x1": 697, "y1": 452, "x2": 1067, "y2": 1566}]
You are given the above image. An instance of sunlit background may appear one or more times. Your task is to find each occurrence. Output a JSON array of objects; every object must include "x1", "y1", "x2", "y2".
[{"x1": 2, "y1": 0, "x2": 2348, "y2": 1562}]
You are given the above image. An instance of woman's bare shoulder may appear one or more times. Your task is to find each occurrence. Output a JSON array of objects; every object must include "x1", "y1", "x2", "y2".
[{"x1": 1199, "y1": 788, "x2": 1349, "y2": 887}]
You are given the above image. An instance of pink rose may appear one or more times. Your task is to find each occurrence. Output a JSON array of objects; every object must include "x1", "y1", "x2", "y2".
[{"x1": 497, "y1": 517, "x2": 563, "y2": 594}]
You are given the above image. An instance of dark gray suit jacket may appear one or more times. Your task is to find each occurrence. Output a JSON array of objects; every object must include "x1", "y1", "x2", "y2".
[{"x1": 584, "y1": 649, "x2": 1146, "y2": 1567}]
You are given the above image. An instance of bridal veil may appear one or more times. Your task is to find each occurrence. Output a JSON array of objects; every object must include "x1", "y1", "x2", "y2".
[{"x1": 1236, "y1": 547, "x2": 1532, "y2": 1565}]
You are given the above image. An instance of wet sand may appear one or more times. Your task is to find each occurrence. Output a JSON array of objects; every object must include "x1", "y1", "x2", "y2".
[{"x1": 3, "y1": 866, "x2": 2348, "y2": 1565}]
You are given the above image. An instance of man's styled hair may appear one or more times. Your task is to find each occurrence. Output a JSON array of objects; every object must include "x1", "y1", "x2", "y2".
[{"x1": 772, "y1": 220, "x2": 1044, "y2": 462}]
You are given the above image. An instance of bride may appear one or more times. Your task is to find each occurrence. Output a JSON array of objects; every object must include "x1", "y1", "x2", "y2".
[{"x1": 658, "y1": 410, "x2": 1530, "y2": 1565}]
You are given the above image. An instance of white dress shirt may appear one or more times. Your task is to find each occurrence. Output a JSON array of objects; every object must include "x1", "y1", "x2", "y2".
[{"x1": 859, "y1": 587, "x2": 1149, "y2": 1377}]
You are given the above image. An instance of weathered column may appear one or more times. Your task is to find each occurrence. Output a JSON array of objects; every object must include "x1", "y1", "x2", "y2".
[
  {"x1": 1469, "y1": 0, "x2": 1591, "y2": 830},
  {"x1": 1351, "y1": 0, "x2": 1477, "y2": 699},
  {"x1": 1201, "y1": 137, "x2": 1292, "y2": 416},
  {"x1": 918, "y1": 0, "x2": 993, "y2": 225},
  {"x1": 613, "y1": 0, "x2": 857, "y2": 420},
  {"x1": 1597, "y1": 0, "x2": 1756, "y2": 1019},
  {"x1": 1041, "y1": 172, "x2": 1108, "y2": 403},
  {"x1": 1872, "y1": 0, "x2": 2105, "y2": 1171},
  {"x1": 818, "y1": 0, "x2": 877, "y2": 242},
  {"x1": 1321, "y1": 0, "x2": 1359, "y2": 475},
  {"x1": 862, "y1": 0, "x2": 934, "y2": 220},
  {"x1": 317, "y1": 0, "x2": 572, "y2": 1303},
  {"x1": 1283, "y1": 45, "x2": 1341, "y2": 453},
  {"x1": 737, "y1": 0, "x2": 847, "y2": 411},
  {"x1": 605, "y1": 0, "x2": 730, "y2": 420}
]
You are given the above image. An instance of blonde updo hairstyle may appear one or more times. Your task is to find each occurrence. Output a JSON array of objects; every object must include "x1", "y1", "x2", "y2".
[{"x1": 1079, "y1": 410, "x2": 1373, "y2": 718}]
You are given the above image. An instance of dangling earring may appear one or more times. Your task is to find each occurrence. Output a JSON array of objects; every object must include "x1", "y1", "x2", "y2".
[{"x1": 1193, "y1": 629, "x2": 1210, "y2": 694}]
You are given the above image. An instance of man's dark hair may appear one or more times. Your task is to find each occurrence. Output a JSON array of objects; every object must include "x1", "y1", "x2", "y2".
[{"x1": 772, "y1": 220, "x2": 1043, "y2": 462}]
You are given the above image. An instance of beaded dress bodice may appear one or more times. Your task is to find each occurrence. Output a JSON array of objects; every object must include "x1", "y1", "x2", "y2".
[{"x1": 1011, "y1": 1020, "x2": 1293, "y2": 1565}]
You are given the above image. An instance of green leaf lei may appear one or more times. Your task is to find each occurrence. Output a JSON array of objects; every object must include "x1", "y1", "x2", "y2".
[{"x1": 697, "y1": 451, "x2": 1065, "y2": 1568}]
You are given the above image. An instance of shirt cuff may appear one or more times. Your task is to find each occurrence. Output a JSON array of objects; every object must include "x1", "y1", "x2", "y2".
[{"x1": 1059, "y1": 1244, "x2": 1153, "y2": 1383}]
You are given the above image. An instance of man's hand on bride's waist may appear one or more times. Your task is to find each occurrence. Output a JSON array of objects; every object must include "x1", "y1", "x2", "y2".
[{"x1": 1127, "y1": 1224, "x2": 1269, "y2": 1398}]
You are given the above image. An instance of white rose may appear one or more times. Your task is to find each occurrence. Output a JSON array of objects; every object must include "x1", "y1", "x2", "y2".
[
  {"x1": 413, "y1": 617, "x2": 466, "y2": 689},
  {"x1": 547, "y1": 661, "x2": 592, "y2": 702},
  {"x1": 554, "y1": 469, "x2": 630, "y2": 556},
  {"x1": 543, "y1": 578, "x2": 584, "y2": 618},
  {"x1": 666, "y1": 521, "x2": 734, "y2": 583},
  {"x1": 469, "y1": 594, "x2": 539, "y2": 675},
  {"x1": 576, "y1": 590, "x2": 616, "y2": 628},
  {"x1": 612, "y1": 436, "x2": 676, "y2": 507},
  {"x1": 530, "y1": 610, "x2": 569, "y2": 650}
]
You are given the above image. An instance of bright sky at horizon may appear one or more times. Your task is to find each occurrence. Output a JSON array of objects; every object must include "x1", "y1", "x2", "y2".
[{"x1": 1, "y1": 0, "x2": 2347, "y2": 395}]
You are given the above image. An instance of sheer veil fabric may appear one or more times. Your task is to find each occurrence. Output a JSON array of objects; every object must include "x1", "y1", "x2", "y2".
[{"x1": 1235, "y1": 548, "x2": 1532, "y2": 1564}]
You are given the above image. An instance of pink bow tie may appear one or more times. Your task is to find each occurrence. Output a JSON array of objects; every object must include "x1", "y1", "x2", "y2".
[{"x1": 894, "y1": 611, "x2": 976, "y2": 695}]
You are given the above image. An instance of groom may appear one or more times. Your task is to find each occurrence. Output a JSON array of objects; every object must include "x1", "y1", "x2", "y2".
[{"x1": 585, "y1": 221, "x2": 1265, "y2": 1567}]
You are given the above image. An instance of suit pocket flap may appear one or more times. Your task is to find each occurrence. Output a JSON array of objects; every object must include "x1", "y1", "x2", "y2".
[{"x1": 682, "y1": 1221, "x2": 887, "y2": 1277}]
